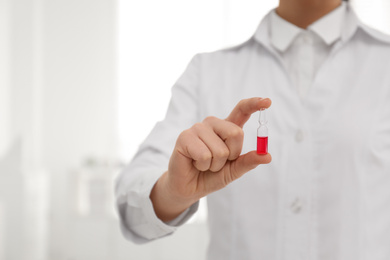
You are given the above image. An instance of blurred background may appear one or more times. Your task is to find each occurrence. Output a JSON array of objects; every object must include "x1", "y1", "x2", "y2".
[{"x1": 0, "y1": 0, "x2": 389, "y2": 259}]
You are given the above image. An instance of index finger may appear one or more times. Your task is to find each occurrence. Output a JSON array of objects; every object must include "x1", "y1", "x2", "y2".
[{"x1": 225, "y1": 97, "x2": 271, "y2": 128}]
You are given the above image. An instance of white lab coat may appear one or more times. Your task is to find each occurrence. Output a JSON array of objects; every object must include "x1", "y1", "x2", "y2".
[{"x1": 116, "y1": 4, "x2": 390, "y2": 260}]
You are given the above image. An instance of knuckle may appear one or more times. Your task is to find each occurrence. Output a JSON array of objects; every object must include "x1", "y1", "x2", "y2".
[
  {"x1": 194, "y1": 161, "x2": 208, "y2": 171},
  {"x1": 199, "y1": 151, "x2": 212, "y2": 162},
  {"x1": 228, "y1": 127, "x2": 244, "y2": 139},
  {"x1": 210, "y1": 165, "x2": 223, "y2": 173},
  {"x1": 215, "y1": 148, "x2": 229, "y2": 159},
  {"x1": 203, "y1": 116, "x2": 217, "y2": 124},
  {"x1": 178, "y1": 129, "x2": 192, "y2": 141},
  {"x1": 192, "y1": 122, "x2": 205, "y2": 132}
]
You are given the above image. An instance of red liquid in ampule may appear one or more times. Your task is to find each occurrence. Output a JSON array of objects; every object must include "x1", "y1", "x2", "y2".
[{"x1": 257, "y1": 136, "x2": 268, "y2": 154}]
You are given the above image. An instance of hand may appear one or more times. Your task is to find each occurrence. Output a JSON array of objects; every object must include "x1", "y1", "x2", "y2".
[{"x1": 150, "y1": 97, "x2": 272, "y2": 221}]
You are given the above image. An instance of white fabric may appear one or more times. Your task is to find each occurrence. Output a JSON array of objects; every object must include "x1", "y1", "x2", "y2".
[
  {"x1": 116, "y1": 3, "x2": 390, "y2": 260},
  {"x1": 270, "y1": 3, "x2": 346, "y2": 99}
]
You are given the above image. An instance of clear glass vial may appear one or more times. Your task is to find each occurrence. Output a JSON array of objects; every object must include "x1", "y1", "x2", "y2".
[{"x1": 257, "y1": 108, "x2": 268, "y2": 154}]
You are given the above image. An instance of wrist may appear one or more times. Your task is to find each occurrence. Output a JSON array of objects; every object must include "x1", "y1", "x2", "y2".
[{"x1": 150, "y1": 171, "x2": 197, "y2": 222}]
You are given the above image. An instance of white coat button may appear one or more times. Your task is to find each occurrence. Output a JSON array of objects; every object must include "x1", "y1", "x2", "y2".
[
  {"x1": 290, "y1": 198, "x2": 303, "y2": 214},
  {"x1": 295, "y1": 130, "x2": 304, "y2": 142}
]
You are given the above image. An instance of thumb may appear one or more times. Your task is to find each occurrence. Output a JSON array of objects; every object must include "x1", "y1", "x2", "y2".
[{"x1": 227, "y1": 151, "x2": 272, "y2": 182}]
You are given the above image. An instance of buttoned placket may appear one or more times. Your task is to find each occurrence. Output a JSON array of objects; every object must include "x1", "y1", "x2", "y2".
[
  {"x1": 296, "y1": 32, "x2": 314, "y2": 100},
  {"x1": 283, "y1": 123, "x2": 314, "y2": 260},
  {"x1": 288, "y1": 31, "x2": 348, "y2": 260},
  {"x1": 261, "y1": 42, "x2": 315, "y2": 260}
]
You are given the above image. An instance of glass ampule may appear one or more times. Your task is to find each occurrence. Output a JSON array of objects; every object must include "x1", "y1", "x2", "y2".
[{"x1": 257, "y1": 108, "x2": 268, "y2": 154}]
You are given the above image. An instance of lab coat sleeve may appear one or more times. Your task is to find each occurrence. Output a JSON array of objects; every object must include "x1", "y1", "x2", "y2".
[{"x1": 115, "y1": 54, "x2": 201, "y2": 244}]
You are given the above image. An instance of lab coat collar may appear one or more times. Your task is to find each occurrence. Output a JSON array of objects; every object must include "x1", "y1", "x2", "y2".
[
  {"x1": 254, "y1": 2, "x2": 390, "y2": 52},
  {"x1": 269, "y1": 11, "x2": 302, "y2": 52},
  {"x1": 309, "y1": 2, "x2": 346, "y2": 46},
  {"x1": 269, "y1": 2, "x2": 346, "y2": 52}
]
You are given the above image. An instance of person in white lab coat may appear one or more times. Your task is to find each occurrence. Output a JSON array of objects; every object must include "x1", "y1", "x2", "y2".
[{"x1": 116, "y1": 0, "x2": 390, "y2": 259}]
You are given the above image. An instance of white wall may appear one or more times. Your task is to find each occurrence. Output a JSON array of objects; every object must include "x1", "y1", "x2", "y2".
[
  {"x1": 0, "y1": 0, "x2": 10, "y2": 159},
  {"x1": 1, "y1": 0, "x2": 118, "y2": 259},
  {"x1": 2, "y1": 0, "x2": 47, "y2": 258},
  {"x1": 42, "y1": 0, "x2": 118, "y2": 170},
  {"x1": 40, "y1": 0, "x2": 118, "y2": 258}
]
